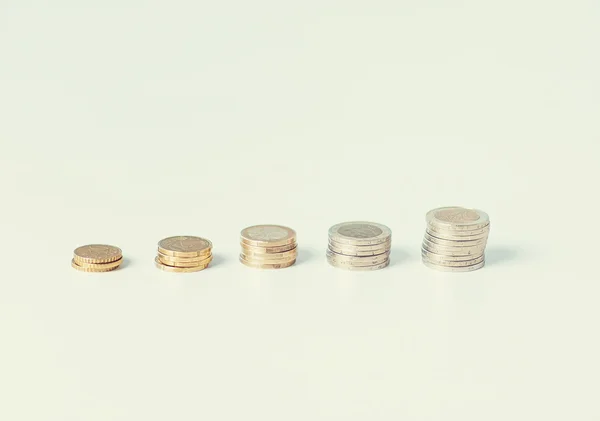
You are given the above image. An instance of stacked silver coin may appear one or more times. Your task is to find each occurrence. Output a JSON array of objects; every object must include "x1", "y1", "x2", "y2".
[
  {"x1": 421, "y1": 207, "x2": 490, "y2": 272},
  {"x1": 327, "y1": 221, "x2": 392, "y2": 271}
]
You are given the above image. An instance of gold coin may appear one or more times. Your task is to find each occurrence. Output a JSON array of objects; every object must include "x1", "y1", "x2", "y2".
[
  {"x1": 157, "y1": 251, "x2": 212, "y2": 264},
  {"x1": 239, "y1": 256, "x2": 296, "y2": 269},
  {"x1": 158, "y1": 236, "x2": 212, "y2": 257},
  {"x1": 157, "y1": 254, "x2": 212, "y2": 268},
  {"x1": 240, "y1": 225, "x2": 296, "y2": 247},
  {"x1": 75, "y1": 257, "x2": 123, "y2": 270},
  {"x1": 71, "y1": 259, "x2": 120, "y2": 272},
  {"x1": 239, "y1": 254, "x2": 296, "y2": 265},
  {"x1": 240, "y1": 247, "x2": 298, "y2": 260},
  {"x1": 73, "y1": 244, "x2": 122, "y2": 264},
  {"x1": 154, "y1": 257, "x2": 210, "y2": 273},
  {"x1": 240, "y1": 242, "x2": 297, "y2": 254}
]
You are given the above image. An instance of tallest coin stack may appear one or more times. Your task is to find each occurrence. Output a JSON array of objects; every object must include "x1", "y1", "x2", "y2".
[{"x1": 421, "y1": 206, "x2": 490, "y2": 272}]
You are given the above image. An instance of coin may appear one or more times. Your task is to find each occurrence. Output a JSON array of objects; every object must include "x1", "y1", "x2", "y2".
[
  {"x1": 327, "y1": 258, "x2": 390, "y2": 271},
  {"x1": 327, "y1": 243, "x2": 390, "y2": 257},
  {"x1": 240, "y1": 248, "x2": 297, "y2": 260},
  {"x1": 71, "y1": 259, "x2": 120, "y2": 272},
  {"x1": 158, "y1": 236, "x2": 212, "y2": 257},
  {"x1": 239, "y1": 254, "x2": 296, "y2": 265},
  {"x1": 240, "y1": 242, "x2": 297, "y2": 254},
  {"x1": 421, "y1": 249, "x2": 484, "y2": 264},
  {"x1": 422, "y1": 259, "x2": 485, "y2": 272},
  {"x1": 427, "y1": 223, "x2": 490, "y2": 238},
  {"x1": 154, "y1": 257, "x2": 210, "y2": 273},
  {"x1": 240, "y1": 225, "x2": 296, "y2": 247},
  {"x1": 157, "y1": 255, "x2": 212, "y2": 268},
  {"x1": 328, "y1": 238, "x2": 391, "y2": 252},
  {"x1": 426, "y1": 207, "x2": 489, "y2": 230},
  {"x1": 328, "y1": 221, "x2": 391, "y2": 246},
  {"x1": 157, "y1": 251, "x2": 212, "y2": 264},
  {"x1": 239, "y1": 256, "x2": 296, "y2": 269},
  {"x1": 424, "y1": 231, "x2": 488, "y2": 247},
  {"x1": 73, "y1": 244, "x2": 122, "y2": 264},
  {"x1": 75, "y1": 257, "x2": 124, "y2": 270},
  {"x1": 422, "y1": 240, "x2": 485, "y2": 257},
  {"x1": 326, "y1": 250, "x2": 390, "y2": 265},
  {"x1": 425, "y1": 226, "x2": 489, "y2": 241}
]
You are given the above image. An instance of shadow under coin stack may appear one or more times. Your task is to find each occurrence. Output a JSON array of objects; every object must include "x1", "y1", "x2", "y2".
[
  {"x1": 240, "y1": 225, "x2": 297, "y2": 269},
  {"x1": 72, "y1": 244, "x2": 123, "y2": 272},
  {"x1": 421, "y1": 207, "x2": 490, "y2": 272},
  {"x1": 327, "y1": 221, "x2": 392, "y2": 271},
  {"x1": 155, "y1": 236, "x2": 213, "y2": 273}
]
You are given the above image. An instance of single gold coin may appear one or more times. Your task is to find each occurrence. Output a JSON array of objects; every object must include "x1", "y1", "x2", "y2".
[
  {"x1": 73, "y1": 244, "x2": 122, "y2": 264},
  {"x1": 240, "y1": 247, "x2": 298, "y2": 260},
  {"x1": 157, "y1": 254, "x2": 212, "y2": 268},
  {"x1": 240, "y1": 225, "x2": 296, "y2": 247},
  {"x1": 71, "y1": 259, "x2": 120, "y2": 272},
  {"x1": 154, "y1": 257, "x2": 210, "y2": 273},
  {"x1": 158, "y1": 236, "x2": 212, "y2": 257},
  {"x1": 157, "y1": 251, "x2": 212, "y2": 264},
  {"x1": 239, "y1": 256, "x2": 296, "y2": 269},
  {"x1": 75, "y1": 257, "x2": 123, "y2": 270},
  {"x1": 240, "y1": 242, "x2": 297, "y2": 254}
]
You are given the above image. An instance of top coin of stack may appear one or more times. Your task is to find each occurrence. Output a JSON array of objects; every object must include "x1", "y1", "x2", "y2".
[
  {"x1": 327, "y1": 221, "x2": 392, "y2": 271},
  {"x1": 240, "y1": 225, "x2": 297, "y2": 269},
  {"x1": 155, "y1": 236, "x2": 213, "y2": 273},
  {"x1": 72, "y1": 244, "x2": 123, "y2": 272},
  {"x1": 421, "y1": 206, "x2": 490, "y2": 272}
]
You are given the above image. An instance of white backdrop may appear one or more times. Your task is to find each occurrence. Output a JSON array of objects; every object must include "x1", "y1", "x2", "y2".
[{"x1": 1, "y1": 1, "x2": 599, "y2": 420}]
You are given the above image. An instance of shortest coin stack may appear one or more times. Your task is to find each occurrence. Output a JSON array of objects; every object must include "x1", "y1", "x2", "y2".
[
  {"x1": 327, "y1": 221, "x2": 392, "y2": 271},
  {"x1": 421, "y1": 206, "x2": 490, "y2": 272},
  {"x1": 155, "y1": 236, "x2": 213, "y2": 273},
  {"x1": 240, "y1": 225, "x2": 297, "y2": 269},
  {"x1": 72, "y1": 244, "x2": 123, "y2": 272}
]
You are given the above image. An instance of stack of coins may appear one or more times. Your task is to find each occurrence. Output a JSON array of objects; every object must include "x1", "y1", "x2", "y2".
[
  {"x1": 327, "y1": 221, "x2": 392, "y2": 271},
  {"x1": 155, "y1": 236, "x2": 213, "y2": 273},
  {"x1": 240, "y1": 225, "x2": 297, "y2": 269},
  {"x1": 71, "y1": 244, "x2": 123, "y2": 272},
  {"x1": 421, "y1": 207, "x2": 490, "y2": 272}
]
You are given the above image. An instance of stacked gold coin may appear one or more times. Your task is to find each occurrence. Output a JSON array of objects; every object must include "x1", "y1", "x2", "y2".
[
  {"x1": 421, "y1": 207, "x2": 490, "y2": 272},
  {"x1": 72, "y1": 244, "x2": 123, "y2": 272},
  {"x1": 240, "y1": 225, "x2": 297, "y2": 269},
  {"x1": 155, "y1": 236, "x2": 213, "y2": 273},
  {"x1": 327, "y1": 221, "x2": 392, "y2": 271}
]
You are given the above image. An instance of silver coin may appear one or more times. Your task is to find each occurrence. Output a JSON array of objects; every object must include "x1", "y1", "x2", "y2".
[
  {"x1": 426, "y1": 207, "x2": 490, "y2": 230},
  {"x1": 326, "y1": 250, "x2": 390, "y2": 266},
  {"x1": 427, "y1": 222, "x2": 490, "y2": 237},
  {"x1": 327, "y1": 240, "x2": 391, "y2": 256},
  {"x1": 426, "y1": 225, "x2": 490, "y2": 241},
  {"x1": 421, "y1": 238, "x2": 486, "y2": 257},
  {"x1": 328, "y1": 237, "x2": 391, "y2": 252},
  {"x1": 424, "y1": 231, "x2": 488, "y2": 247},
  {"x1": 328, "y1": 258, "x2": 390, "y2": 271},
  {"x1": 422, "y1": 258, "x2": 485, "y2": 272},
  {"x1": 328, "y1": 221, "x2": 392, "y2": 246},
  {"x1": 421, "y1": 251, "x2": 485, "y2": 266}
]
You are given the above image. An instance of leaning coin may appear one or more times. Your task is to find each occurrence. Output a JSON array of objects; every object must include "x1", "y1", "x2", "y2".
[
  {"x1": 424, "y1": 231, "x2": 488, "y2": 247},
  {"x1": 328, "y1": 221, "x2": 392, "y2": 246},
  {"x1": 422, "y1": 259, "x2": 485, "y2": 272},
  {"x1": 155, "y1": 257, "x2": 210, "y2": 272},
  {"x1": 328, "y1": 259, "x2": 390, "y2": 271},
  {"x1": 421, "y1": 252, "x2": 485, "y2": 267},
  {"x1": 71, "y1": 259, "x2": 120, "y2": 272},
  {"x1": 158, "y1": 236, "x2": 212, "y2": 257},
  {"x1": 157, "y1": 255, "x2": 212, "y2": 268},
  {"x1": 426, "y1": 207, "x2": 490, "y2": 230},
  {"x1": 422, "y1": 238, "x2": 486, "y2": 257},
  {"x1": 240, "y1": 242, "x2": 297, "y2": 254},
  {"x1": 239, "y1": 256, "x2": 296, "y2": 269},
  {"x1": 327, "y1": 242, "x2": 390, "y2": 257},
  {"x1": 426, "y1": 224, "x2": 490, "y2": 240},
  {"x1": 73, "y1": 244, "x2": 122, "y2": 264},
  {"x1": 328, "y1": 237, "x2": 391, "y2": 252},
  {"x1": 240, "y1": 225, "x2": 296, "y2": 247}
]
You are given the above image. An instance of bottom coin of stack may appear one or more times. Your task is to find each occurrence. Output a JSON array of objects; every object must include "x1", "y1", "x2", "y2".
[
  {"x1": 327, "y1": 221, "x2": 392, "y2": 271},
  {"x1": 72, "y1": 244, "x2": 123, "y2": 272},
  {"x1": 421, "y1": 206, "x2": 490, "y2": 272},
  {"x1": 240, "y1": 225, "x2": 297, "y2": 269},
  {"x1": 155, "y1": 236, "x2": 213, "y2": 273}
]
